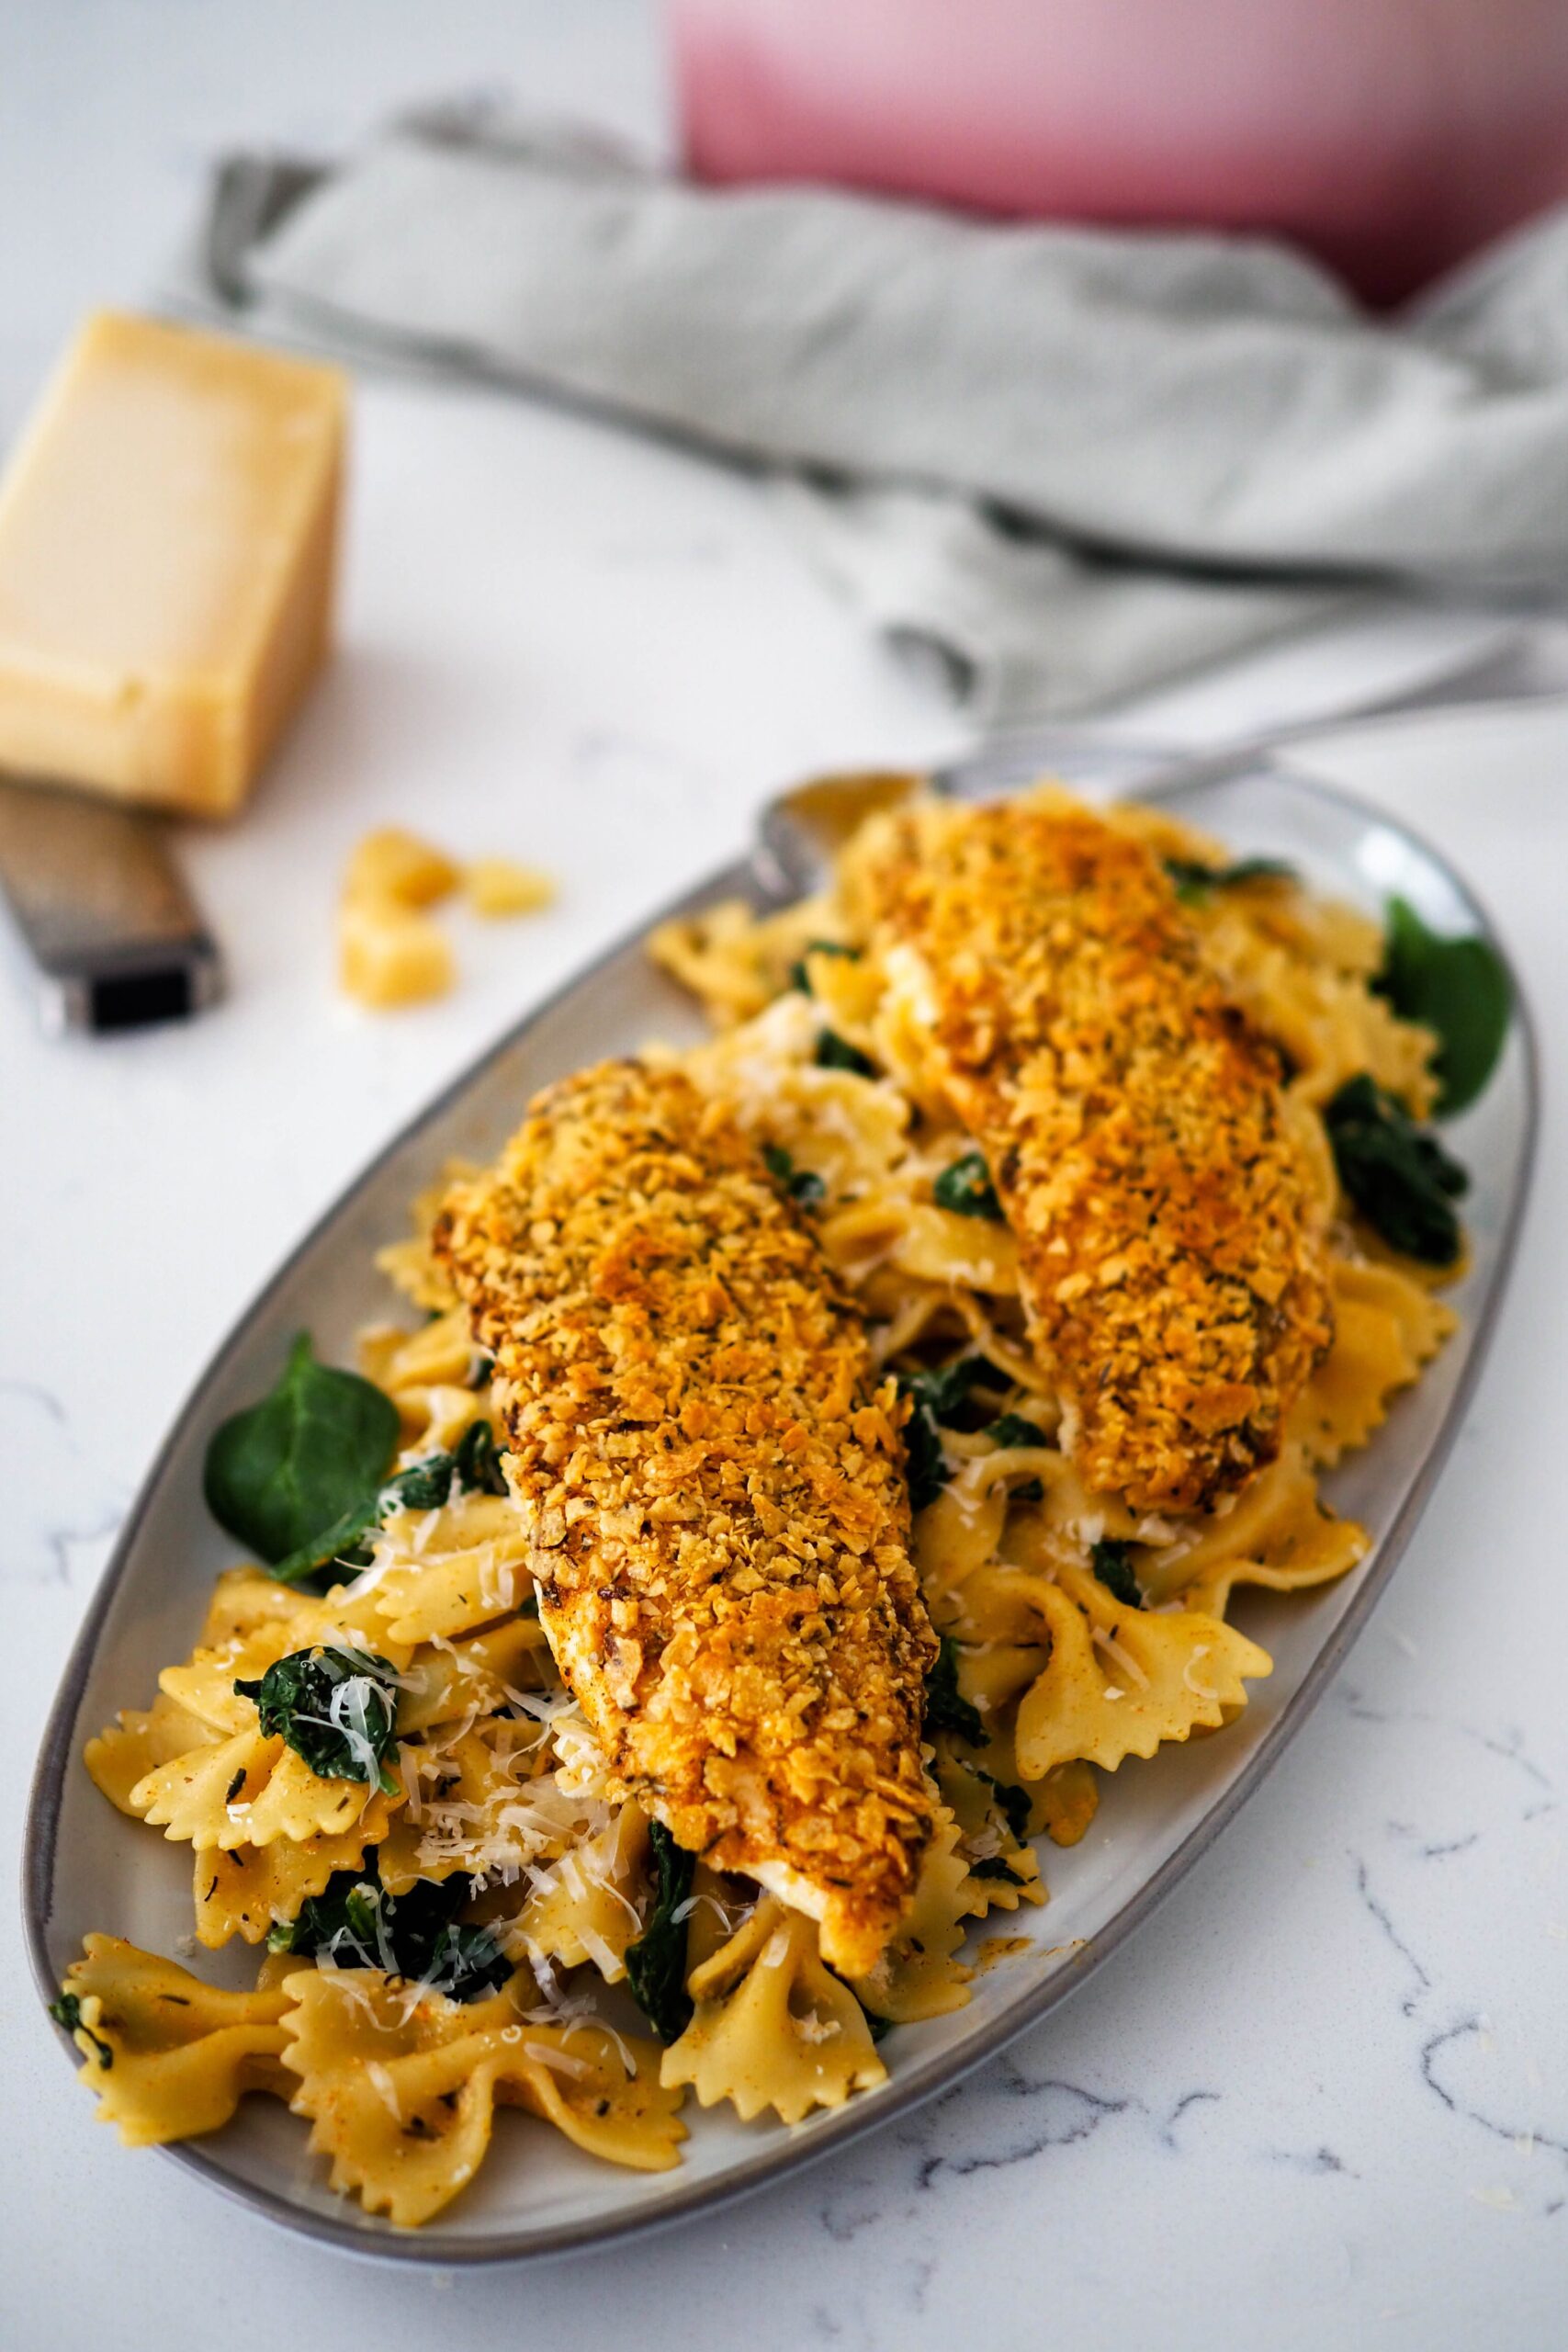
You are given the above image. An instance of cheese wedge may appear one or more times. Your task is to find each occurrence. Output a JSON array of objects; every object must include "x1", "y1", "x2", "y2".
[{"x1": 0, "y1": 311, "x2": 346, "y2": 816}]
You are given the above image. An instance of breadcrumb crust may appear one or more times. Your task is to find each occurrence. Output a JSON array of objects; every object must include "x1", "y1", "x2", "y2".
[
  {"x1": 435, "y1": 1060, "x2": 937, "y2": 1975},
  {"x1": 854, "y1": 792, "x2": 1333, "y2": 1512}
]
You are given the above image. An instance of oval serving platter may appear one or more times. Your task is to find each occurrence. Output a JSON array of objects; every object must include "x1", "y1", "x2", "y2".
[{"x1": 24, "y1": 734, "x2": 1537, "y2": 2265}]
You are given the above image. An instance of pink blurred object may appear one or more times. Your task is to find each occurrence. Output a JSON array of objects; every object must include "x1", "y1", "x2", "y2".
[{"x1": 670, "y1": 0, "x2": 1568, "y2": 304}]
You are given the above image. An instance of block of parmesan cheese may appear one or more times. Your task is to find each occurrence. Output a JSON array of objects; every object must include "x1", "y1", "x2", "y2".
[{"x1": 0, "y1": 311, "x2": 346, "y2": 817}]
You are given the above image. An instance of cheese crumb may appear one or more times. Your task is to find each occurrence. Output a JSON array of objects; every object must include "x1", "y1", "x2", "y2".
[
  {"x1": 346, "y1": 827, "x2": 459, "y2": 910},
  {"x1": 466, "y1": 858, "x2": 556, "y2": 919},
  {"x1": 340, "y1": 897, "x2": 455, "y2": 1009}
]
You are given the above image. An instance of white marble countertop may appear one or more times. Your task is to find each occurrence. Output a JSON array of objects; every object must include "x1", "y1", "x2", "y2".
[{"x1": 3, "y1": 7, "x2": 1565, "y2": 2346}]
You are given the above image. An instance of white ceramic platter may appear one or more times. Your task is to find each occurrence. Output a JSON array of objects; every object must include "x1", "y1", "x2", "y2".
[{"x1": 25, "y1": 735, "x2": 1537, "y2": 2264}]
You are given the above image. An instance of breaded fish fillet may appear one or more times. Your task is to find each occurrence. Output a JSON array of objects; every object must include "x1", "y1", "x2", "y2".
[
  {"x1": 434, "y1": 1059, "x2": 937, "y2": 1977},
  {"x1": 853, "y1": 791, "x2": 1333, "y2": 1514}
]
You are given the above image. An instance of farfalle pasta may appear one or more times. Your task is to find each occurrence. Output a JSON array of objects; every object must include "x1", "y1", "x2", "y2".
[{"x1": 50, "y1": 782, "x2": 1479, "y2": 2224}]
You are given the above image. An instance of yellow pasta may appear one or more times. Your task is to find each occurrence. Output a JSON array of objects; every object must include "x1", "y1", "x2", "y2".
[
  {"x1": 281, "y1": 1970, "x2": 683, "y2": 2228},
  {"x1": 193, "y1": 1816, "x2": 396, "y2": 1949},
  {"x1": 514, "y1": 1804, "x2": 649, "y2": 1981},
  {"x1": 662, "y1": 1898, "x2": 887, "y2": 2124},
  {"x1": 131, "y1": 1725, "x2": 397, "y2": 1852},
  {"x1": 1292, "y1": 1255, "x2": 1457, "y2": 1466},
  {"x1": 55, "y1": 1937, "x2": 291, "y2": 2146},
  {"x1": 849, "y1": 1812, "x2": 976, "y2": 2021}
]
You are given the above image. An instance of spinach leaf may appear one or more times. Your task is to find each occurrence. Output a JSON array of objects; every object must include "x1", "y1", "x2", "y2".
[
  {"x1": 897, "y1": 1357, "x2": 1011, "y2": 1508},
  {"x1": 895, "y1": 1376, "x2": 950, "y2": 1510},
  {"x1": 983, "y1": 1413, "x2": 1048, "y2": 1499},
  {"x1": 269, "y1": 1861, "x2": 510, "y2": 2002},
  {"x1": 970, "y1": 1856, "x2": 1024, "y2": 1884},
  {"x1": 904, "y1": 1356, "x2": 998, "y2": 1428},
  {"x1": 923, "y1": 1634, "x2": 983, "y2": 1745},
  {"x1": 1091, "y1": 1539, "x2": 1145, "y2": 1611},
  {"x1": 815, "y1": 1029, "x2": 878, "y2": 1077},
  {"x1": 414, "y1": 1919, "x2": 513, "y2": 2005},
  {"x1": 235, "y1": 1645, "x2": 401, "y2": 1794},
  {"x1": 976, "y1": 1768, "x2": 1032, "y2": 1844},
  {"x1": 624, "y1": 1821, "x2": 695, "y2": 2043},
  {"x1": 985, "y1": 1413, "x2": 1048, "y2": 1452},
  {"x1": 932, "y1": 1150, "x2": 1003, "y2": 1221},
  {"x1": 761, "y1": 1142, "x2": 826, "y2": 1206},
  {"x1": 862, "y1": 2007, "x2": 893, "y2": 2043},
  {"x1": 269, "y1": 1870, "x2": 383, "y2": 1960},
  {"x1": 1374, "y1": 896, "x2": 1511, "y2": 1115},
  {"x1": 1164, "y1": 854, "x2": 1296, "y2": 906},
  {"x1": 269, "y1": 1415, "x2": 508, "y2": 1587},
  {"x1": 48, "y1": 1990, "x2": 113, "y2": 2069},
  {"x1": 789, "y1": 939, "x2": 862, "y2": 994},
  {"x1": 204, "y1": 1333, "x2": 399, "y2": 1570},
  {"x1": 1324, "y1": 1074, "x2": 1468, "y2": 1267}
]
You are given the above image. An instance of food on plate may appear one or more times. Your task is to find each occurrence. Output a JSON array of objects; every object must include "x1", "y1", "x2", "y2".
[
  {"x1": 435, "y1": 1058, "x2": 937, "y2": 1976},
  {"x1": 51, "y1": 782, "x2": 1498, "y2": 2224}
]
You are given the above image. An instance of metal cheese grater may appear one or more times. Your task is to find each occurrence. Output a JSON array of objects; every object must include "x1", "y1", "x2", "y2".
[{"x1": 0, "y1": 775, "x2": 222, "y2": 1034}]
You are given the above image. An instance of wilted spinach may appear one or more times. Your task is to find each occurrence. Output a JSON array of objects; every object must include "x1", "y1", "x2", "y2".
[
  {"x1": 761, "y1": 1142, "x2": 826, "y2": 1206},
  {"x1": 1090, "y1": 1539, "x2": 1145, "y2": 1611},
  {"x1": 48, "y1": 1990, "x2": 113, "y2": 2069},
  {"x1": 923, "y1": 1634, "x2": 983, "y2": 1746},
  {"x1": 932, "y1": 1151, "x2": 1003, "y2": 1221},
  {"x1": 269, "y1": 1860, "x2": 509, "y2": 2003},
  {"x1": 814, "y1": 1029, "x2": 878, "y2": 1078},
  {"x1": 624, "y1": 1821, "x2": 695, "y2": 2043},
  {"x1": 789, "y1": 939, "x2": 862, "y2": 995},
  {"x1": 235, "y1": 1644, "x2": 401, "y2": 1794},
  {"x1": 1324, "y1": 1074, "x2": 1468, "y2": 1266}
]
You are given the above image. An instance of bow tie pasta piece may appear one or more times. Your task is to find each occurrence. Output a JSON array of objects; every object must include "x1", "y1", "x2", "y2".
[
  {"x1": 197, "y1": 1566, "x2": 321, "y2": 1653},
  {"x1": 1291, "y1": 1255, "x2": 1456, "y2": 1469},
  {"x1": 997, "y1": 1565, "x2": 1270, "y2": 1780},
  {"x1": 377, "y1": 1305, "x2": 480, "y2": 1396},
  {"x1": 913, "y1": 1468, "x2": 1011, "y2": 1601},
  {"x1": 352, "y1": 1492, "x2": 536, "y2": 1645},
  {"x1": 193, "y1": 1800, "x2": 400, "y2": 1947},
  {"x1": 1134, "y1": 1441, "x2": 1368, "y2": 1618},
  {"x1": 159, "y1": 1623, "x2": 309, "y2": 1736},
  {"x1": 280, "y1": 1970, "x2": 682, "y2": 2227},
  {"x1": 52, "y1": 1936, "x2": 290, "y2": 2146},
  {"x1": 85, "y1": 1691, "x2": 221, "y2": 1815},
  {"x1": 933, "y1": 1689, "x2": 1101, "y2": 1852},
  {"x1": 514, "y1": 1804, "x2": 649, "y2": 1982},
  {"x1": 848, "y1": 1812, "x2": 975, "y2": 2023},
  {"x1": 661, "y1": 1896, "x2": 886, "y2": 2125},
  {"x1": 394, "y1": 1615, "x2": 554, "y2": 1736},
  {"x1": 132, "y1": 1726, "x2": 398, "y2": 1851},
  {"x1": 933, "y1": 1754, "x2": 1046, "y2": 1920},
  {"x1": 373, "y1": 1166, "x2": 475, "y2": 1315}
]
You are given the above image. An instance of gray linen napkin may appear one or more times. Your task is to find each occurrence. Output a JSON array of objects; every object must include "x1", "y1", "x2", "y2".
[{"x1": 175, "y1": 106, "x2": 1568, "y2": 721}]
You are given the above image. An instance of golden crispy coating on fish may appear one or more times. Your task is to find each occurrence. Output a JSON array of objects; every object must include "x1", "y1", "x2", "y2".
[
  {"x1": 853, "y1": 791, "x2": 1333, "y2": 1514},
  {"x1": 434, "y1": 1060, "x2": 937, "y2": 1976}
]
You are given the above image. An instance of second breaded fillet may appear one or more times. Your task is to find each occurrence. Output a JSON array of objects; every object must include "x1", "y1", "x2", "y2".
[
  {"x1": 434, "y1": 1059, "x2": 937, "y2": 1977},
  {"x1": 852, "y1": 790, "x2": 1333, "y2": 1514}
]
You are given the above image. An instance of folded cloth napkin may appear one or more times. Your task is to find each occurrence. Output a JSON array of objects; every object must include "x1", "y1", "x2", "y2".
[{"x1": 173, "y1": 103, "x2": 1568, "y2": 721}]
